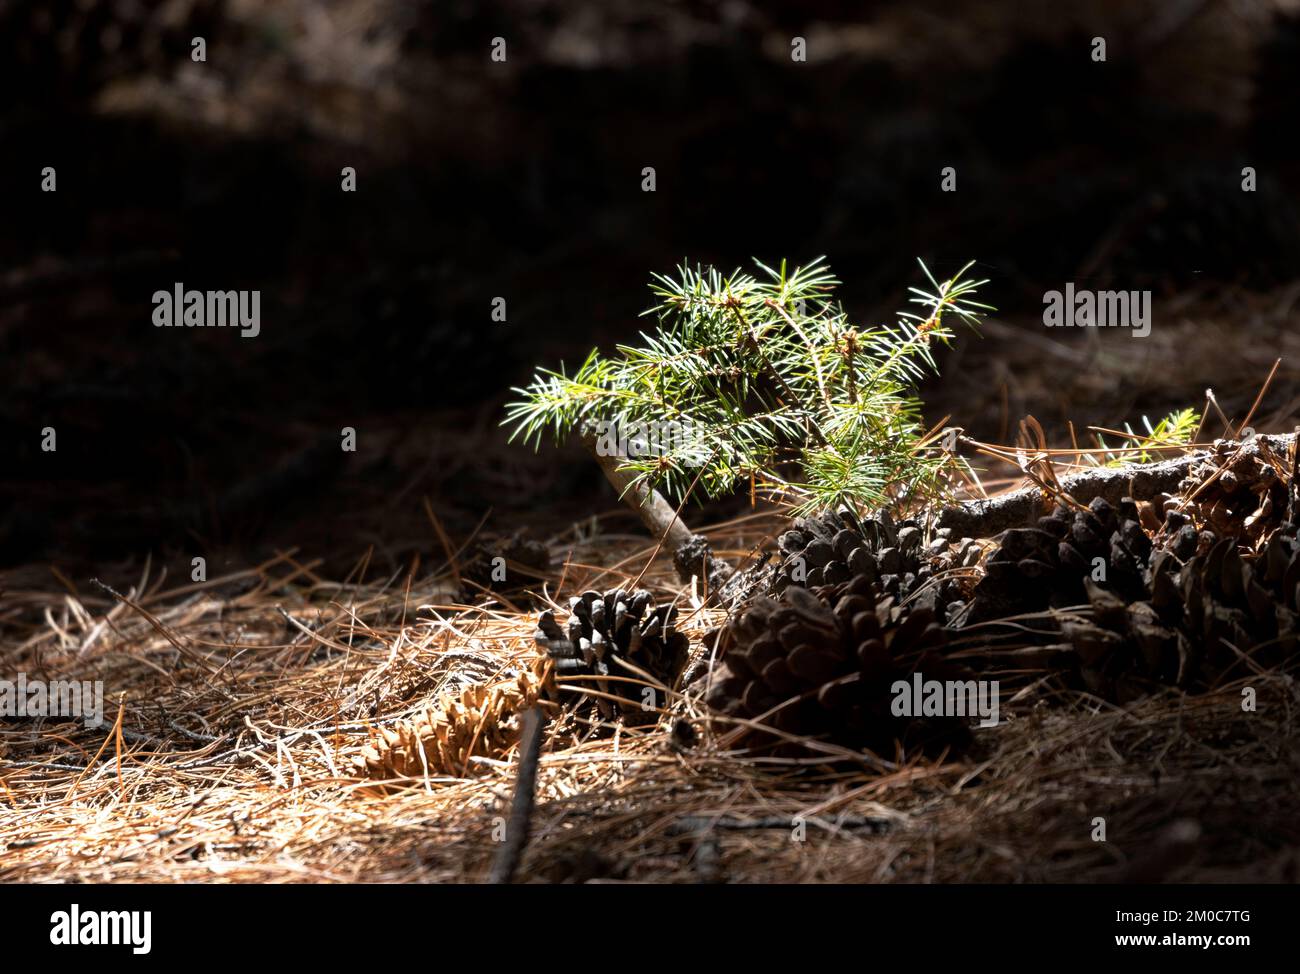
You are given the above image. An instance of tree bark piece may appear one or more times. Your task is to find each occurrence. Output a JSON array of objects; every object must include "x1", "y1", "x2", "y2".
[{"x1": 936, "y1": 433, "x2": 1298, "y2": 539}]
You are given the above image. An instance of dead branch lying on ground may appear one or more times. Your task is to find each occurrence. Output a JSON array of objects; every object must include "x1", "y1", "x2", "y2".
[
  {"x1": 2, "y1": 511, "x2": 1297, "y2": 883},
  {"x1": 936, "y1": 432, "x2": 1299, "y2": 538}
]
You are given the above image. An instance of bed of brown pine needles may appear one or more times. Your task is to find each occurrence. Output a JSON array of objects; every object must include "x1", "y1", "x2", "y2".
[{"x1": 3, "y1": 455, "x2": 1298, "y2": 883}]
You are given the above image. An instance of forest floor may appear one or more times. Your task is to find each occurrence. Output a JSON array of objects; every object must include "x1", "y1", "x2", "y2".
[
  {"x1": 5, "y1": 0, "x2": 1300, "y2": 883},
  {"x1": 2, "y1": 477, "x2": 1298, "y2": 883},
  {"x1": 3, "y1": 286, "x2": 1300, "y2": 883}
]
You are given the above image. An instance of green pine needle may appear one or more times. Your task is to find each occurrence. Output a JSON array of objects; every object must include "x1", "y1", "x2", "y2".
[
  {"x1": 503, "y1": 257, "x2": 989, "y2": 515},
  {"x1": 1096, "y1": 407, "x2": 1202, "y2": 467}
]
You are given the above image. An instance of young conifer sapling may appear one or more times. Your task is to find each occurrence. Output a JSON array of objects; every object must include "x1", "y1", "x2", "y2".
[{"x1": 505, "y1": 258, "x2": 990, "y2": 579}]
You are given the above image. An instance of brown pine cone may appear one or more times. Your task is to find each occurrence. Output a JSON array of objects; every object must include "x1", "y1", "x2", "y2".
[
  {"x1": 705, "y1": 575, "x2": 974, "y2": 758},
  {"x1": 967, "y1": 496, "x2": 1151, "y2": 623},
  {"x1": 534, "y1": 589, "x2": 690, "y2": 723},
  {"x1": 772, "y1": 507, "x2": 973, "y2": 623},
  {"x1": 1063, "y1": 522, "x2": 1300, "y2": 701},
  {"x1": 1170, "y1": 438, "x2": 1292, "y2": 544},
  {"x1": 354, "y1": 663, "x2": 548, "y2": 785}
]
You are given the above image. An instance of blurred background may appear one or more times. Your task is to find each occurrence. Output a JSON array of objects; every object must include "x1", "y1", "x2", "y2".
[{"x1": 2, "y1": 0, "x2": 1299, "y2": 578}]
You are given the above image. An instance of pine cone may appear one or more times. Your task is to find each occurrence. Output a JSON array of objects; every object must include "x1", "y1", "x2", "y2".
[
  {"x1": 967, "y1": 496, "x2": 1151, "y2": 622},
  {"x1": 1064, "y1": 523, "x2": 1300, "y2": 700},
  {"x1": 1170, "y1": 438, "x2": 1291, "y2": 544},
  {"x1": 773, "y1": 508, "x2": 975, "y2": 623},
  {"x1": 355, "y1": 663, "x2": 547, "y2": 784},
  {"x1": 534, "y1": 589, "x2": 690, "y2": 722},
  {"x1": 705, "y1": 575, "x2": 973, "y2": 758}
]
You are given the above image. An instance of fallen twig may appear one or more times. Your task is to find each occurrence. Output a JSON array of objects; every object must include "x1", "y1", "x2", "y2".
[
  {"x1": 936, "y1": 432, "x2": 1299, "y2": 538},
  {"x1": 488, "y1": 706, "x2": 547, "y2": 884}
]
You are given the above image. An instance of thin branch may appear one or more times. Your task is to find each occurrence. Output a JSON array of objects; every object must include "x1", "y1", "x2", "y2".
[{"x1": 489, "y1": 707, "x2": 547, "y2": 884}]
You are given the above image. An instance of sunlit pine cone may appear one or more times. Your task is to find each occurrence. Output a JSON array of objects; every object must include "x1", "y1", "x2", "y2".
[
  {"x1": 355, "y1": 662, "x2": 548, "y2": 785},
  {"x1": 534, "y1": 589, "x2": 690, "y2": 723},
  {"x1": 773, "y1": 507, "x2": 974, "y2": 623},
  {"x1": 705, "y1": 575, "x2": 973, "y2": 758}
]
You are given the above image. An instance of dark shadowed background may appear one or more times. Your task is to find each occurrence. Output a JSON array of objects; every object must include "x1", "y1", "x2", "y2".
[{"x1": 3, "y1": 0, "x2": 1299, "y2": 580}]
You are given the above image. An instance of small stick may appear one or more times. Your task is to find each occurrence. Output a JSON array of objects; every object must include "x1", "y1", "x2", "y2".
[
  {"x1": 1230, "y1": 357, "x2": 1281, "y2": 439},
  {"x1": 489, "y1": 707, "x2": 547, "y2": 884}
]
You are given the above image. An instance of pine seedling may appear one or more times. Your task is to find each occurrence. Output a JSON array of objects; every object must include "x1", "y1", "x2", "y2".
[
  {"x1": 505, "y1": 258, "x2": 989, "y2": 534},
  {"x1": 1094, "y1": 407, "x2": 1202, "y2": 467}
]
